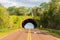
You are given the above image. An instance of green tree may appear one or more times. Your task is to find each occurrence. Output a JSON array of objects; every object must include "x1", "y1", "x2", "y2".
[
  {"x1": 17, "y1": 6, "x2": 29, "y2": 16},
  {"x1": 7, "y1": 6, "x2": 17, "y2": 15},
  {"x1": 54, "y1": 2, "x2": 60, "y2": 29},
  {"x1": 31, "y1": 7, "x2": 42, "y2": 16},
  {"x1": 40, "y1": 0, "x2": 57, "y2": 29},
  {"x1": 7, "y1": 6, "x2": 29, "y2": 16},
  {"x1": 40, "y1": 2, "x2": 49, "y2": 11},
  {"x1": 0, "y1": 5, "x2": 9, "y2": 29}
]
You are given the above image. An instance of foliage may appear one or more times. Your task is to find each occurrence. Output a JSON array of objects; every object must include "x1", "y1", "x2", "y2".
[
  {"x1": 40, "y1": 0, "x2": 60, "y2": 29},
  {"x1": 40, "y1": 2, "x2": 49, "y2": 11},
  {"x1": 0, "y1": 5, "x2": 9, "y2": 29},
  {"x1": 7, "y1": 6, "x2": 29, "y2": 16},
  {"x1": 31, "y1": 7, "x2": 42, "y2": 16}
]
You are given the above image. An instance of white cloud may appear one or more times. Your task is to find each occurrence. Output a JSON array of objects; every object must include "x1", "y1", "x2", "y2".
[
  {"x1": 0, "y1": 0, "x2": 50, "y2": 8},
  {"x1": 0, "y1": 0, "x2": 27, "y2": 7},
  {"x1": 0, "y1": 0, "x2": 11, "y2": 4},
  {"x1": 0, "y1": 0, "x2": 37, "y2": 8},
  {"x1": 28, "y1": 0, "x2": 50, "y2": 2},
  {"x1": 29, "y1": 0, "x2": 41, "y2": 2}
]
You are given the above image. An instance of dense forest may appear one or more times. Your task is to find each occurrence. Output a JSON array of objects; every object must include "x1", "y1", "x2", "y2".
[{"x1": 0, "y1": 0, "x2": 60, "y2": 30}]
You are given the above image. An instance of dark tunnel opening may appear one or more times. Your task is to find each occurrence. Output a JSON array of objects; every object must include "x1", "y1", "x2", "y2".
[{"x1": 22, "y1": 19, "x2": 37, "y2": 29}]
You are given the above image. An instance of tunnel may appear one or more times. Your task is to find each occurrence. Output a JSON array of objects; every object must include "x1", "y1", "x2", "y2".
[{"x1": 22, "y1": 19, "x2": 37, "y2": 29}]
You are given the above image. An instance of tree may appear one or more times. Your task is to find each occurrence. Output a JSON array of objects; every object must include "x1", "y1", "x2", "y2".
[
  {"x1": 40, "y1": 2, "x2": 49, "y2": 11},
  {"x1": 54, "y1": 2, "x2": 60, "y2": 29},
  {"x1": 31, "y1": 7, "x2": 42, "y2": 16},
  {"x1": 7, "y1": 6, "x2": 29, "y2": 16},
  {"x1": 40, "y1": 0, "x2": 58, "y2": 29},
  {"x1": 7, "y1": 6, "x2": 17, "y2": 15},
  {"x1": 17, "y1": 7, "x2": 29, "y2": 16},
  {"x1": 0, "y1": 5, "x2": 9, "y2": 29}
]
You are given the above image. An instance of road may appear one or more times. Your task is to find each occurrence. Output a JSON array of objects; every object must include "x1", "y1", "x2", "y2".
[{"x1": 0, "y1": 29, "x2": 59, "y2": 40}]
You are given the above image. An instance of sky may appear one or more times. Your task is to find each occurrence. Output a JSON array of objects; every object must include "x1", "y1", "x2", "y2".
[
  {"x1": 0, "y1": 0, "x2": 50, "y2": 8},
  {"x1": 24, "y1": 23, "x2": 34, "y2": 29}
]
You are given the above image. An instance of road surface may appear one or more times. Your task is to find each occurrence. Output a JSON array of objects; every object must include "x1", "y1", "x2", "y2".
[{"x1": 0, "y1": 29, "x2": 59, "y2": 40}]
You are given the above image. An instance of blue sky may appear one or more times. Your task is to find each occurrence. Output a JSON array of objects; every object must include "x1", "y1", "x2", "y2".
[{"x1": 0, "y1": 0, "x2": 50, "y2": 8}]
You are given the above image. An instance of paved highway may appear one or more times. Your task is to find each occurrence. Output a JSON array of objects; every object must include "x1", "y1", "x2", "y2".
[{"x1": 0, "y1": 29, "x2": 59, "y2": 40}]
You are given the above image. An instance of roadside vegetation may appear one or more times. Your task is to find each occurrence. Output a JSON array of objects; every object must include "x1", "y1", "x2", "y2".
[
  {"x1": 37, "y1": 28, "x2": 60, "y2": 38},
  {"x1": 0, "y1": 0, "x2": 60, "y2": 38}
]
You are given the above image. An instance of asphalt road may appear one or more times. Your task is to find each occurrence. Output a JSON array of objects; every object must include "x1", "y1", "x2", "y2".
[{"x1": 0, "y1": 29, "x2": 59, "y2": 40}]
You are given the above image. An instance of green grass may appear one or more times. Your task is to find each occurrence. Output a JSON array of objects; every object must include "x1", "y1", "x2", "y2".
[
  {"x1": 0, "y1": 28, "x2": 21, "y2": 38},
  {"x1": 39, "y1": 28, "x2": 60, "y2": 38}
]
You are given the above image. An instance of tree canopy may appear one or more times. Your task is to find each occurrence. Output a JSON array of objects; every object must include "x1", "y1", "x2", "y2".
[
  {"x1": 0, "y1": 5, "x2": 9, "y2": 29},
  {"x1": 7, "y1": 6, "x2": 29, "y2": 16}
]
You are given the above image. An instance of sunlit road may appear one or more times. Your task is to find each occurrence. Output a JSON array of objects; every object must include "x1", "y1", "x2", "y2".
[{"x1": 0, "y1": 29, "x2": 59, "y2": 40}]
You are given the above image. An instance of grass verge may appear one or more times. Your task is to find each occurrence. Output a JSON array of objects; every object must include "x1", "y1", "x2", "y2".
[
  {"x1": 0, "y1": 28, "x2": 21, "y2": 38},
  {"x1": 37, "y1": 28, "x2": 60, "y2": 38}
]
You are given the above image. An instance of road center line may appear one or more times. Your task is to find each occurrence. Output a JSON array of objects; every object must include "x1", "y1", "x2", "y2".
[{"x1": 27, "y1": 29, "x2": 31, "y2": 40}]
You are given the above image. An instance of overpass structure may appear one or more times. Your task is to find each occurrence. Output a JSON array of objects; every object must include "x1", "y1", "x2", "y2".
[{"x1": 19, "y1": 16, "x2": 38, "y2": 29}]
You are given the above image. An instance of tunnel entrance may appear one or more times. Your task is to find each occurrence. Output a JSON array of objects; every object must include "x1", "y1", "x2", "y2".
[{"x1": 22, "y1": 19, "x2": 37, "y2": 29}]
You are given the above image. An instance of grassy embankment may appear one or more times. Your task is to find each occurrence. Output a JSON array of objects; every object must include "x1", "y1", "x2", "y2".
[
  {"x1": 0, "y1": 29, "x2": 20, "y2": 38},
  {"x1": 38, "y1": 28, "x2": 60, "y2": 38}
]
